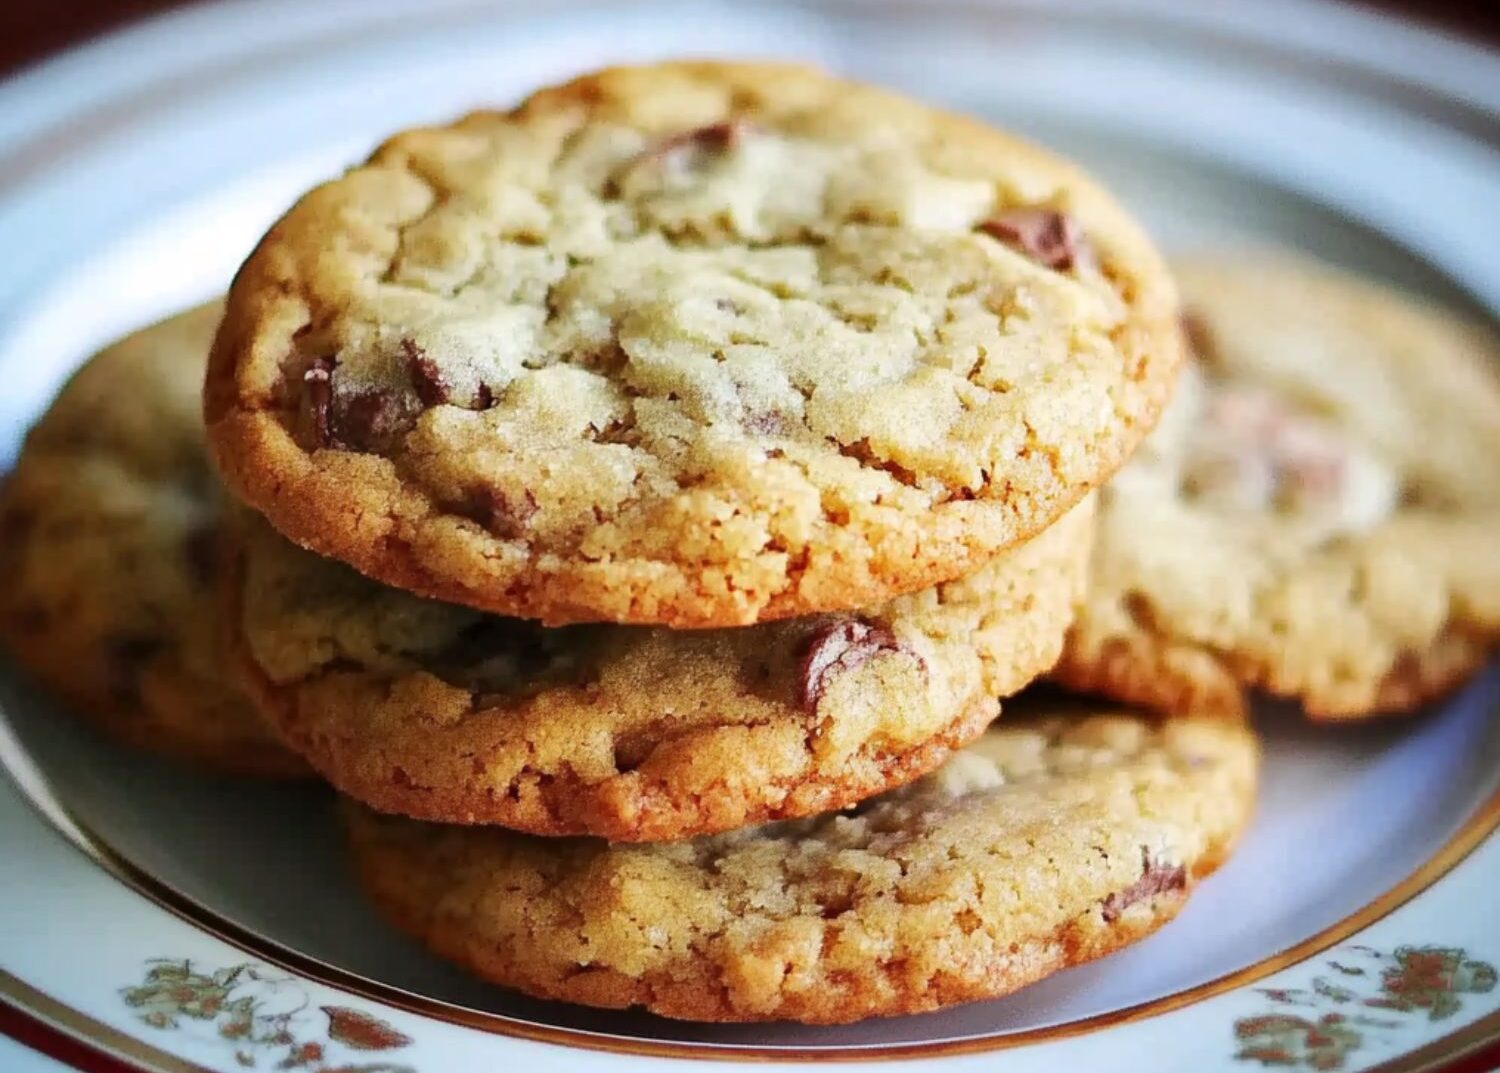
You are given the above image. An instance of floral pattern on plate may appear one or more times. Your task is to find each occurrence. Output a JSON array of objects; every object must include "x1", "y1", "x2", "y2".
[
  {"x1": 122, "y1": 958, "x2": 417, "y2": 1072},
  {"x1": 1234, "y1": 945, "x2": 1497, "y2": 1070}
]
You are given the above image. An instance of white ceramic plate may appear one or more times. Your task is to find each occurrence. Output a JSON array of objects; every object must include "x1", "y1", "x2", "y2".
[{"x1": 1, "y1": 2, "x2": 1498, "y2": 1070}]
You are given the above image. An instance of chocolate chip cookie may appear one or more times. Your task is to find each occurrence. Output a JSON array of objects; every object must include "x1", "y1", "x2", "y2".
[
  {"x1": 1055, "y1": 253, "x2": 1500, "y2": 719},
  {"x1": 343, "y1": 701, "x2": 1256, "y2": 1023},
  {"x1": 226, "y1": 499, "x2": 1093, "y2": 841},
  {"x1": 0, "y1": 305, "x2": 306, "y2": 776},
  {"x1": 205, "y1": 60, "x2": 1179, "y2": 628}
]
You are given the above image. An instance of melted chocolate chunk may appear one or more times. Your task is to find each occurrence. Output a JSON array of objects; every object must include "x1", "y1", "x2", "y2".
[
  {"x1": 978, "y1": 209, "x2": 1090, "y2": 272},
  {"x1": 1100, "y1": 851, "x2": 1187, "y2": 922},
  {"x1": 795, "y1": 619, "x2": 920, "y2": 713},
  {"x1": 655, "y1": 120, "x2": 747, "y2": 160},
  {"x1": 302, "y1": 357, "x2": 336, "y2": 448},
  {"x1": 337, "y1": 389, "x2": 419, "y2": 451},
  {"x1": 475, "y1": 383, "x2": 496, "y2": 410},
  {"x1": 301, "y1": 354, "x2": 422, "y2": 451},
  {"x1": 611, "y1": 727, "x2": 661, "y2": 773},
  {"x1": 608, "y1": 120, "x2": 753, "y2": 196},
  {"x1": 403, "y1": 339, "x2": 450, "y2": 407},
  {"x1": 460, "y1": 485, "x2": 538, "y2": 540}
]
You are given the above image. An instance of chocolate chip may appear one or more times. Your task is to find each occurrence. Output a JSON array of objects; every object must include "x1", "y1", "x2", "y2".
[
  {"x1": 460, "y1": 485, "x2": 538, "y2": 540},
  {"x1": 302, "y1": 357, "x2": 337, "y2": 448},
  {"x1": 337, "y1": 389, "x2": 419, "y2": 451},
  {"x1": 680, "y1": 120, "x2": 744, "y2": 152},
  {"x1": 977, "y1": 209, "x2": 1090, "y2": 272},
  {"x1": 182, "y1": 524, "x2": 218, "y2": 587},
  {"x1": 609, "y1": 120, "x2": 753, "y2": 195},
  {"x1": 648, "y1": 120, "x2": 749, "y2": 166},
  {"x1": 403, "y1": 339, "x2": 450, "y2": 407},
  {"x1": 612, "y1": 728, "x2": 659, "y2": 773},
  {"x1": 1101, "y1": 850, "x2": 1187, "y2": 922},
  {"x1": 475, "y1": 383, "x2": 496, "y2": 410},
  {"x1": 838, "y1": 437, "x2": 924, "y2": 488},
  {"x1": 578, "y1": 340, "x2": 628, "y2": 376},
  {"x1": 795, "y1": 619, "x2": 920, "y2": 713},
  {"x1": 300, "y1": 354, "x2": 423, "y2": 450}
]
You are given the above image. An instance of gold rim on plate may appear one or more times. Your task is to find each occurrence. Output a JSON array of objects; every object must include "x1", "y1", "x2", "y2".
[{"x1": 2, "y1": 755, "x2": 1495, "y2": 1064}]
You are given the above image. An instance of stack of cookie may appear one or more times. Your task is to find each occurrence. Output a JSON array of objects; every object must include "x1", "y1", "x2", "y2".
[
  {"x1": 4, "y1": 61, "x2": 1496, "y2": 1026},
  {"x1": 194, "y1": 63, "x2": 1246, "y2": 1021}
]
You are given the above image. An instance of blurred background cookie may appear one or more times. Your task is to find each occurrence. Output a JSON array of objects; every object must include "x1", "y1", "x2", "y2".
[
  {"x1": 1055, "y1": 253, "x2": 1500, "y2": 719},
  {"x1": 0, "y1": 304, "x2": 307, "y2": 777}
]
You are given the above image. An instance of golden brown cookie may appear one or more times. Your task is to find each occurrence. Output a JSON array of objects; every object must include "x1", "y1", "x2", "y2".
[
  {"x1": 227, "y1": 498, "x2": 1092, "y2": 841},
  {"x1": 1055, "y1": 253, "x2": 1500, "y2": 719},
  {"x1": 343, "y1": 702, "x2": 1257, "y2": 1023},
  {"x1": 0, "y1": 305, "x2": 306, "y2": 777},
  {"x1": 205, "y1": 60, "x2": 1179, "y2": 628}
]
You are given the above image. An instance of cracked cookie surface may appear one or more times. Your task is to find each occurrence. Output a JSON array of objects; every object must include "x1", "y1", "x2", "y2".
[
  {"x1": 228, "y1": 498, "x2": 1093, "y2": 841},
  {"x1": 1055, "y1": 253, "x2": 1500, "y2": 719},
  {"x1": 343, "y1": 702, "x2": 1256, "y2": 1023},
  {"x1": 0, "y1": 304, "x2": 307, "y2": 777},
  {"x1": 205, "y1": 60, "x2": 1179, "y2": 627}
]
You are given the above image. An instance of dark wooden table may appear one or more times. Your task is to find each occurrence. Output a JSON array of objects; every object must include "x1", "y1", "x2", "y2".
[{"x1": 0, "y1": 0, "x2": 1496, "y2": 76}]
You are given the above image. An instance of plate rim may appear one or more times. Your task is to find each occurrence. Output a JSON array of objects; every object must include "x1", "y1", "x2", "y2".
[{"x1": 3, "y1": 743, "x2": 1498, "y2": 1063}]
